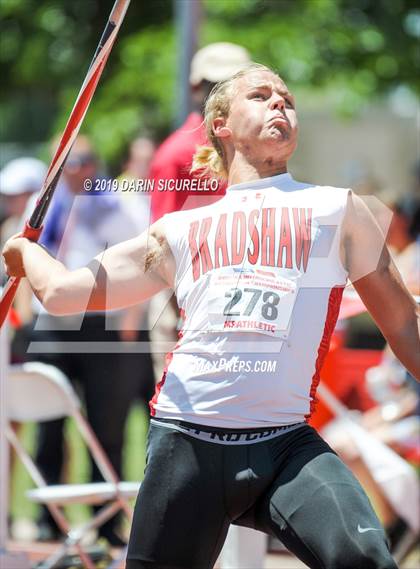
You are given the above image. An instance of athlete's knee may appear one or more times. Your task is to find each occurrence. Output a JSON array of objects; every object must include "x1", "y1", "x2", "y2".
[{"x1": 328, "y1": 540, "x2": 397, "y2": 569}]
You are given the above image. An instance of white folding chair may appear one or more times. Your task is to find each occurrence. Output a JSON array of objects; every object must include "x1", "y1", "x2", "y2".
[{"x1": 6, "y1": 361, "x2": 140, "y2": 569}]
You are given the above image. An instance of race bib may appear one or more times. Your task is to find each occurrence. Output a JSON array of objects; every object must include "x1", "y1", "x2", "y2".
[{"x1": 207, "y1": 267, "x2": 300, "y2": 338}]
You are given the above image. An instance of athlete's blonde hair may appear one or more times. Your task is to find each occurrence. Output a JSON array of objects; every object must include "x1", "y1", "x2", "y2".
[{"x1": 191, "y1": 63, "x2": 276, "y2": 180}]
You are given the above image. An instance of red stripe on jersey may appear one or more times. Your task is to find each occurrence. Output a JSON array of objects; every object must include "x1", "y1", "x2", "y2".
[
  {"x1": 149, "y1": 309, "x2": 186, "y2": 416},
  {"x1": 305, "y1": 286, "x2": 344, "y2": 420}
]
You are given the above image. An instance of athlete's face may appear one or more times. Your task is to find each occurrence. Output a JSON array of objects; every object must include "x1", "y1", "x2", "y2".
[{"x1": 219, "y1": 71, "x2": 298, "y2": 164}]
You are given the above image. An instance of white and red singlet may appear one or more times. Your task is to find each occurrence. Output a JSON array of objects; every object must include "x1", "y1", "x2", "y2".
[{"x1": 150, "y1": 172, "x2": 349, "y2": 428}]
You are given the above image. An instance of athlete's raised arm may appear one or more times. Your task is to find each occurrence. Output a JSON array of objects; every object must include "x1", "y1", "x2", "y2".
[
  {"x1": 1, "y1": 219, "x2": 174, "y2": 315},
  {"x1": 342, "y1": 191, "x2": 419, "y2": 380}
]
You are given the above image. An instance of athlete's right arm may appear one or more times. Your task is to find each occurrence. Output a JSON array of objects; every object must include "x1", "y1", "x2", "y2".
[
  {"x1": 341, "y1": 192, "x2": 420, "y2": 381},
  {"x1": 2, "y1": 220, "x2": 174, "y2": 315}
]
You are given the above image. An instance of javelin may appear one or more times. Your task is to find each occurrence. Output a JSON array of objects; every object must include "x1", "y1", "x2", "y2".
[{"x1": 0, "y1": 0, "x2": 131, "y2": 328}]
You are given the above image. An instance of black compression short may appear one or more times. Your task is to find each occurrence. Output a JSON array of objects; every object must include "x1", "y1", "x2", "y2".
[{"x1": 126, "y1": 420, "x2": 397, "y2": 569}]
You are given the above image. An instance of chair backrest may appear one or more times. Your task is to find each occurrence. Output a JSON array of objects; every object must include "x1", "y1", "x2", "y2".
[
  {"x1": 6, "y1": 361, "x2": 120, "y2": 485},
  {"x1": 6, "y1": 362, "x2": 80, "y2": 422}
]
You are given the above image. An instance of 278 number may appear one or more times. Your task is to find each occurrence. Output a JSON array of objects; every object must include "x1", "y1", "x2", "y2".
[{"x1": 223, "y1": 287, "x2": 280, "y2": 321}]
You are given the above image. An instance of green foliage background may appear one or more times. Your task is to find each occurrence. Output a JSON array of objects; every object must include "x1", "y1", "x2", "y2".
[{"x1": 1, "y1": 0, "x2": 419, "y2": 166}]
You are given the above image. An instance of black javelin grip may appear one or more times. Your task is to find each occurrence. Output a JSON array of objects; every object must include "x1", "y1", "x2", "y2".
[
  {"x1": 91, "y1": 17, "x2": 117, "y2": 66},
  {"x1": 29, "y1": 165, "x2": 64, "y2": 230},
  {"x1": 0, "y1": 0, "x2": 131, "y2": 328}
]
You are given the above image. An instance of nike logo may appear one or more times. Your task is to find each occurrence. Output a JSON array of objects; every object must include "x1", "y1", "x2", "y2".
[{"x1": 357, "y1": 524, "x2": 382, "y2": 534}]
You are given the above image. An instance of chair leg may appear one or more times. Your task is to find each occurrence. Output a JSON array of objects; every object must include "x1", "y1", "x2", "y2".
[
  {"x1": 38, "y1": 503, "x2": 123, "y2": 569},
  {"x1": 7, "y1": 428, "x2": 97, "y2": 569},
  {"x1": 36, "y1": 542, "x2": 97, "y2": 569},
  {"x1": 67, "y1": 501, "x2": 122, "y2": 544},
  {"x1": 116, "y1": 495, "x2": 134, "y2": 520}
]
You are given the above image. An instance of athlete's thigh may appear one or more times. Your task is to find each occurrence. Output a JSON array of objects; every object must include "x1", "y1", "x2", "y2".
[
  {"x1": 126, "y1": 424, "x2": 230, "y2": 569},
  {"x1": 254, "y1": 428, "x2": 396, "y2": 569}
]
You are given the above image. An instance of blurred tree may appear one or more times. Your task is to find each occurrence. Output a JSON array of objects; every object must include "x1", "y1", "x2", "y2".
[
  {"x1": 0, "y1": 0, "x2": 174, "y2": 164},
  {"x1": 201, "y1": 0, "x2": 419, "y2": 116},
  {"x1": 1, "y1": 0, "x2": 418, "y2": 165}
]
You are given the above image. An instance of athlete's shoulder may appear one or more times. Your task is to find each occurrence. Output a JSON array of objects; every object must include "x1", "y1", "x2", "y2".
[
  {"x1": 314, "y1": 183, "x2": 351, "y2": 194},
  {"x1": 296, "y1": 179, "x2": 351, "y2": 204},
  {"x1": 290, "y1": 177, "x2": 349, "y2": 193}
]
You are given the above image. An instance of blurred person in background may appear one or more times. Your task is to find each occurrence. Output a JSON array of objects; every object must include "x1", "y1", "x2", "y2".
[
  {"x1": 0, "y1": 157, "x2": 48, "y2": 329},
  {"x1": 323, "y1": 350, "x2": 420, "y2": 555},
  {"x1": 0, "y1": 157, "x2": 47, "y2": 269},
  {"x1": 386, "y1": 193, "x2": 419, "y2": 295},
  {"x1": 148, "y1": 42, "x2": 251, "y2": 381},
  {"x1": 117, "y1": 136, "x2": 155, "y2": 229},
  {"x1": 26, "y1": 135, "x2": 141, "y2": 545},
  {"x1": 116, "y1": 136, "x2": 157, "y2": 423},
  {"x1": 150, "y1": 42, "x2": 250, "y2": 220}
]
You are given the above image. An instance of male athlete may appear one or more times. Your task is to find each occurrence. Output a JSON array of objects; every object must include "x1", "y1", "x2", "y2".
[{"x1": 3, "y1": 64, "x2": 419, "y2": 569}]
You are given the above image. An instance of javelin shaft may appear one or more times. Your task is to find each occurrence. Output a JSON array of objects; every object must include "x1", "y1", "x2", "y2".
[{"x1": 0, "y1": 0, "x2": 131, "y2": 328}]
